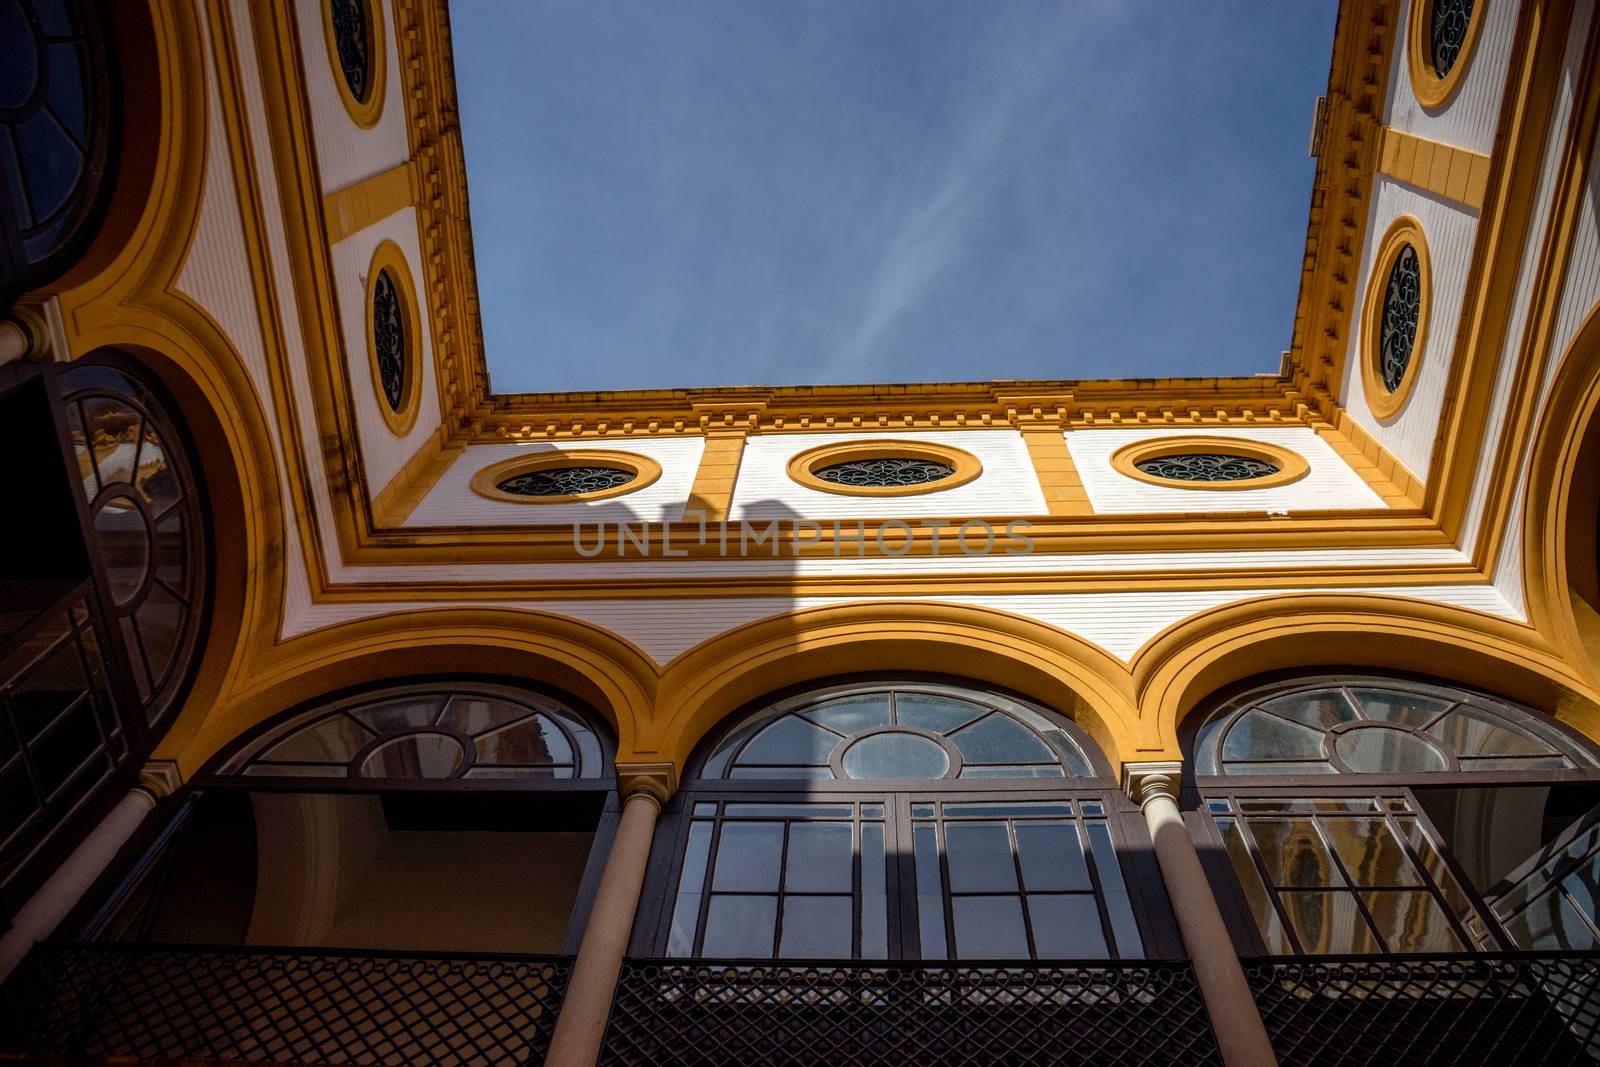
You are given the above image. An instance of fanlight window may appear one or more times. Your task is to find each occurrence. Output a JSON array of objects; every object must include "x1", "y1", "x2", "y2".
[
  {"x1": 222, "y1": 684, "x2": 607, "y2": 781},
  {"x1": 1430, "y1": 0, "x2": 1474, "y2": 78},
  {"x1": 497, "y1": 465, "x2": 636, "y2": 497},
  {"x1": 372, "y1": 268, "x2": 406, "y2": 413},
  {"x1": 700, "y1": 684, "x2": 1097, "y2": 781},
  {"x1": 813, "y1": 458, "x2": 955, "y2": 489},
  {"x1": 1195, "y1": 678, "x2": 1593, "y2": 777},
  {"x1": 1379, "y1": 243, "x2": 1422, "y2": 392}
]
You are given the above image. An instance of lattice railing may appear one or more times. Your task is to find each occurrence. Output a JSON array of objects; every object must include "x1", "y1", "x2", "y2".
[
  {"x1": 600, "y1": 958, "x2": 1221, "y2": 1067},
  {"x1": 0, "y1": 943, "x2": 572, "y2": 1066},
  {"x1": 1245, "y1": 953, "x2": 1600, "y2": 1067}
]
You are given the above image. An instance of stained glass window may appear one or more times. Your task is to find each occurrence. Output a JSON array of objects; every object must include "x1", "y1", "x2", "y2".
[
  {"x1": 0, "y1": 0, "x2": 115, "y2": 298},
  {"x1": 60, "y1": 362, "x2": 204, "y2": 729},
  {"x1": 1194, "y1": 678, "x2": 1593, "y2": 777},
  {"x1": 1380, "y1": 244, "x2": 1421, "y2": 392},
  {"x1": 1134, "y1": 454, "x2": 1280, "y2": 483},
  {"x1": 221, "y1": 685, "x2": 608, "y2": 781},
  {"x1": 496, "y1": 465, "x2": 637, "y2": 497},
  {"x1": 329, "y1": 0, "x2": 371, "y2": 103},
  {"x1": 813, "y1": 458, "x2": 955, "y2": 488},
  {"x1": 1430, "y1": 0, "x2": 1474, "y2": 78},
  {"x1": 372, "y1": 268, "x2": 406, "y2": 413}
]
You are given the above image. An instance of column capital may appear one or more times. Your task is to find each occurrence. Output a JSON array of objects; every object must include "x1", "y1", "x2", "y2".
[
  {"x1": 1121, "y1": 760, "x2": 1183, "y2": 808},
  {"x1": 137, "y1": 760, "x2": 185, "y2": 801},
  {"x1": 616, "y1": 761, "x2": 677, "y2": 807}
]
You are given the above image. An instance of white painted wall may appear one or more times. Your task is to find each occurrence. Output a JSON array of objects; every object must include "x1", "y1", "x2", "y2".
[
  {"x1": 730, "y1": 430, "x2": 1047, "y2": 520},
  {"x1": 405, "y1": 437, "x2": 706, "y2": 526},
  {"x1": 1385, "y1": 0, "x2": 1518, "y2": 156},
  {"x1": 295, "y1": 0, "x2": 411, "y2": 193},
  {"x1": 329, "y1": 208, "x2": 442, "y2": 495},
  {"x1": 1337, "y1": 178, "x2": 1479, "y2": 481},
  {"x1": 1068, "y1": 426, "x2": 1386, "y2": 514}
]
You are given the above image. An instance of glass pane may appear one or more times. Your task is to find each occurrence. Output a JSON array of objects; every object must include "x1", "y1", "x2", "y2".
[
  {"x1": 1335, "y1": 728, "x2": 1448, "y2": 773},
  {"x1": 94, "y1": 497, "x2": 148, "y2": 606},
  {"x1": 943, "y1": 802, "x2": 1072, "y2": 818},
  {"x1": 666, "y1": 893, "x2": 701, "y2": 957},
  {"x1": 135, "y1": 427, "x2": 181, "y2": 514},
  {"x1": 1252, "y1": 818, "x2": 1344, "y2": 888},
  {"x1": 81, "y1": 398, "x2": 140, "y2": 487},
  {"x1": 461, "y1": 765, "x2": 571, "y2": 779},
  {"x1": 841, "y1": 732, "x2": 949, "y2": 779},
  {"x1": 894, "y1": 692, "x2": 986, "y2": 733},
  {"x1": 739, "y1": 716, "x2": 841, "y2": 765},
  {"x1": 1349, "y1": 687, "x2": 1452, "y2": 726},
  {"x1": 349, "y1": 697, "x2": 444, "y2": 733},
  {"x1": 724, "y1": 804, "x2": 855, "y2": 819},
  {"x1": 1428, "y1": 707, "x2": 1553, "y2": 757},
  {"x1": 1258, "y1": 689, "x2": 1358, "y2": 730},
  {"x1": 242, "y1": 762, "x2": 345, "y2": 777},
  {"x1": 778, "y1": 896, "x2": 853, "y2": 958},
  {"x1": 799, "y1": 693, "x2": 890, "y2": 733},
  {"x1": 701, "y1": 896, "x2": 776, "y2": 957},
  {"x1": 952, "y1": 896, "x2": 1029, "y2": 958},
  {"x1": 1458, "y1": 755, "x2": 1571, "y2": 770},
  {"x1": 1361, "y1": 891, "x2": 1464, "y2": 952},
  {"x1": 727, "y1": 766, "x2": 832, "y2": 780},
  {"x1": 861, "y1": 823, "x2": 886, "y2": 895},
  {"x1": 667, "y1": 822, "x2": 713, "y2": 957},
  {"x1": 1085, "y1": 821, "x2": 1142, "y2": 955},
  {"x1": 152, "y1": 510, "x2": 186, "y2": 594},
  {"x1": 475, "y1": 714, "x2": 571, "y2": 765},
  {"x1": 1239, "y1": 799, "x2": 1378, "y2": 813},
  {"x1": 1222, "y1": 761, "x2": 1337, "y2": 775},
  {"x1": 1014, "y1": 822, "x2": 1091, "y2": 890},
  {"x1": 1218, "y1": 817, "x2": 1294, "y2": 954},
  {"x1": 439, "y1": 696, "x2": 535, "y2": 735},
  {"x1": 1222, "y1": 709, "x2": 1325, "y2": 761},
  {"x1": 1320, "y1": 818, "x2": 1423, "y2": 887},
  {"x1": 861, "y1": 821, "x2": 887, "y2": 956},
  {"x1": 947, "y1": 714, "x2": 1054, "y2": 763},
  {"x1": 960, "y1": 764, "x2": 1065, "y2": 778},
  {"x1": 1280, "y1": 891, "x2": 1380, "y2": 954},
  {"x1": 1028, "y1": 895, "x2": 1109, "y2": 958},
  {"x1": 679, "y1": 822, "x2": 713, "y2": 895},
  {"x1": 358, "y1": 733, "x2": 465, "y2": 778},
  {"x1": 785, "y1": 823, "x2": 853, "y2": 892},
  {"x1": 711, "y1": 822, "x2": 783, "y2": 891},
  {"x1": 134, "y1": 584, "x2": 183, "y2": 686},
  {"x1": 11, "y1": 638, "x2": 88, "y2": 739},
  {"x1": 261, "y1": 714, "x2": 371, "y2": 763},
  {"x1": 914, "y1": 824, "x2": 946, "y2": 958},
  {"x1": 945, "y1": 823, "x2": 1018, "y2": 892}
]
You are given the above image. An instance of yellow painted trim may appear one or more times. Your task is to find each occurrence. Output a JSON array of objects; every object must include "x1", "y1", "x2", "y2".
[
  {"x1": 468, "y1": 449, "x2": 663, "y2": 504},
  {"x1": 786, "y1": 439, "x2": 982, "y2": 497},
  {"x1": 1407, "y1": 0, "x2": 1487, "y2": 110},
  {"x1": 686, "y1": 431, "x2": 746, "y2": 521},
  {"x1": 323, "y1": 157, "x2": 416, "y2": 244},
  {"x1": 321, "y1": 0, "x2": 386, "y2": 129},
  {"x1": 365, "y1": 239, "x2": 422, "y2": 437},
  {"x1": 1108, "y1": 436, "x2": 1310, "y2": 491},
  {"x1": 1360, "y1": 215, "x2": 1432, "y2": 421},
  {"x1": 1378, "y1": 126, "x2": 1491, "y2": 209},
  {"x1": 1020, "y1": 427, "x2": 1092, "y2": 516},
  {"x1": 1318, "y1": 409, "x2": 1425, "y2": 508}
]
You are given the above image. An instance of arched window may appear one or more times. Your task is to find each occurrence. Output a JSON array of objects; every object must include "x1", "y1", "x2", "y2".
[
  {"x1": 1189, "y1": 674, "x2": 1600, "y2": 956},
  {"x1": 646, "y1": 680, "x2": 1167, "y2": 962},
  {"x1": 217, "y1": 682, "x2": 609, "y2": 782}
]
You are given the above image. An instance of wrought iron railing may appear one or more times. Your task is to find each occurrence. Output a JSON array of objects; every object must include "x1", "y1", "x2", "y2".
[
  {"x1": 1244, "y1": 953, "x2": 1600, "y2": 1067},
  {"x1": 0, "y1": 943, "x2": 573, "y2": 1065},
  {"x1": 600, "y1": 958, "x2": 1221, "y2": 1067}
]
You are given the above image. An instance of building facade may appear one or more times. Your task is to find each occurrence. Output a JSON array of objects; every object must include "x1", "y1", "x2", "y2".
[{"x1": 2, "y1": 0, "x2": 1600, "y2": 1064}]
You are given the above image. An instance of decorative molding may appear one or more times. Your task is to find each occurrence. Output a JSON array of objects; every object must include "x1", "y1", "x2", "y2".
[
  {"x1": 1359, "y1": 215, "x2": 1432, "y2": 421},
  {"x1": 1121, "y1": 761, "x2": 1182, "y2": 807},
  {"x1": 138, "y1": 760, "x2": 185, "y2": 800},
  {"x1": 468, "y1": 448, "x2": 663, "y2": 504},
  {"x1": 322, "y1": 157, "x2": 418, "y2": 244},
  {"x1": 685, "y1": 430, "x2": 747, "y2": 521},
  {"x1": 365, "y1": 239, "x2": 424, "y2": 437},
  {"x1": 321, "y1": 0, "x2": 387, "y2": 129},
  {"x1": 1108, "y1": 436, "x2": 1311, "y2": 492},
  {"x1": 1377, "y1": 126, "x2": 1492, "y2": 210},
  {"x1": 616, "y1": 761, "x2": 677, "y2": 805},
  {"x1": 784, "y1": 439, "x2": 982, "y2": 498},
  {"x1": 1406, "y1": 0, "x2": 1487, "y2": 110}
]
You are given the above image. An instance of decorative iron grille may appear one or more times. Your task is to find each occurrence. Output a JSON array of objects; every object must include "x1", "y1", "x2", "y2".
[
  {"x1": 1380, "y1": 243, "x2": 1422, "y2": 392},
  {"x1": 1245, "y1": 953, "x2": 1600, "y2": 1067},
  {"x1": 373, "y1": 269, "x2": 406, "y2": 412},
  {"x1": 1, "y1": 944, "x2": 573, "y2": 1066},
  {"x1": 497, "y1": 465, "x2": 637, "y2": 497},
  {"x1": 601, "y1": 958, "x2": 1221, "y2": 1067},
  {"x1": 331, "y1": 0, "x2": 371, "y2": 101},
  {"x1": 1134, "y1": 454, "x2": 1279, "y2": 482},
  {"x1": 1431, "y1": 0, "x2": 1475, "y2": 77},
  {"x1": 814, "y1": 458, "x2": 955, "y2": 488}
]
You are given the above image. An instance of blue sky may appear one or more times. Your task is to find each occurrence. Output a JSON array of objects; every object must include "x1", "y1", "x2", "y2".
[{"x1": 451, "y1": 2, "x2": 1338, "y2": 394}]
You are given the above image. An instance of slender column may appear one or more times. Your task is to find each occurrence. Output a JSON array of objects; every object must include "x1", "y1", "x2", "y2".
[
  {"x1": 1125, "y1": 762, "x2": 1278, "y2": 1067},
  {"x1": 0, "y1": 318, "x2": 31, "y2": 366},
  {"x1": 545, "y1": 763, "x2": 674, "y2": 1067}
]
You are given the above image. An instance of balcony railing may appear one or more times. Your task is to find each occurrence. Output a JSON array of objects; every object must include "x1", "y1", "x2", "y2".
[
  {"x1": 599, "y1": 958, "x2": 1222, "y2": 1067},
  {"x1": 0, "y1": 943, "x2": 573, "y2": 1066},
  {"x1": 1244, "y1": 953, "x2": 1600, "y2": 1067}
]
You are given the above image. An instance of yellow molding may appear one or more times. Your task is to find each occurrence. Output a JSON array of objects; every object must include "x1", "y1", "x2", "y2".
[
  {"x1": 1019, "y1": 427, "x2": 1092, "y2": 517},
  {"x1": 365, "y1": 239, "x2": 424, "y2": 437},
  {"x1": 469, "y1": 449, "x2": 664, "y2": 504},
  {"x1": 1405, "y1": 0, "x2": 1488, "y2": 110},
  {"x1": 1109, "y1": 436, "x2": 1310, "y2": 492},
  {"x1": 785, "y1": 439, "x2": 983, "y2": 498},
  {"x1": 1359, "y1": 215, "x2": 1432, "y2": 419},
  {"x1": 319, "y1": 0, "x2": 386, "y2": 128},
  {"x1": 685, "y1": 430, "x2": 746, "y2": 521},
  {"x1": 322, "y1": 158, "x2": 418, "y2": 244},
  {"x1": 371, "y1": 423, "x2": 460, "y2": 527},
  {"x1": 1377, "y1": 126, "x2": 1491, "y2": 209},
  {"x1": 1319, "y1": 409, "x2": 1425, "y2": 508}
]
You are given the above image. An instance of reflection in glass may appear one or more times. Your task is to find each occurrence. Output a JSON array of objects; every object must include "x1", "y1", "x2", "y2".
[
  {"x1": 1361, "y1": 890, "x2": 1463, "y2": 952},
  {"x1": 945, "y1": 823, "x2": 1018, "y2": 893},
  {"x1": 952, "y1": 896, "x2": 1029, "y2": 958},
  {"x1": 93, "y1": 497, "x2": 148, "y2": 606},
  {"x1": 702, "y1": 896, "x2": 776, "y2": 957},
  {"x1": 1335, "y1": 727, "x2": 1447, "y2": 773},
  {"x1": 800, "y1": 694, "x2": 890, "y2": 733},
  {"x1": 1223, "y1": 710, "x2": 1325, "y2": 761},
  {"x1": 1015, "y1": 822, "x2": 1091, "y2": 890},
  {"x1": 1252, "y1": 818, "x2": 1344, "y2": 888},
  {"x1": 358, "y1": 732, "x2": 465, "y2": 778},
  {"x1": 779, "y1": 896, "x2": 853, "y2": 958},
  {"x1": 1280, "y1": 891, "x2": 1379, "y2": 954},
  {"x1": 784, "y1": 823, "x2": 853, "y2": 892},
  {"x1": 1319, "y1": 818, "x2": 1423, "y2": 887},
  {"x1": 948, "y1": 714, "x2": 1054, "y2": 763},
  {"x1": 1350, "y1": 687, "x2": 1451, "y2": 726},
  {"x1": 711, "y1": 822, "x2": 783, "y2": 891},
  {"x1": 1029, "y1": 895, "x2": 1109, "y2": 958}
]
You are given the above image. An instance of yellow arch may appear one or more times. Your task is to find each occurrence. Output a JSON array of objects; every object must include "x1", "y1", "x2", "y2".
[
  {"x1": 650, "y1": 600, "x2": 1139, "y2": 772},
  {"x1": 1132, "y1": 592, "x2": 1600, "y2": 755}
]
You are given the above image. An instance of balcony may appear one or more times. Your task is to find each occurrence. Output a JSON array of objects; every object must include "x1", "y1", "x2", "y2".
[{"x1": 5, "y1": 945, "x2": 1600, "y2": 1066}]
